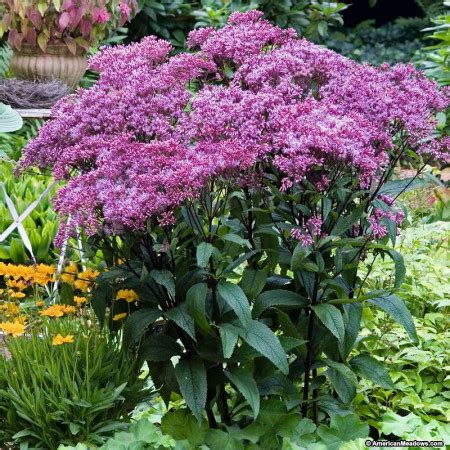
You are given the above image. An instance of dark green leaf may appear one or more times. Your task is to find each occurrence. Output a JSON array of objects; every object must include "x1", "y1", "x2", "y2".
[
  {"x1": 387, "y1": 249, "x2": 406, "y2": 289},
  {"x1": 175, "y1": 357, "x2": 207, "y2": 421},
  {"x1": 330, "y1": 206, "x2": 363, "y2": 236},
  {"x1": 350, "y1": 354, "x2": 394, "y2": 389},
  {"x1": 196, "y1": 242, "x2": 214, "y2": 268},
  {"x1": 123, "y1": 308, "x2": 161, "y2": 348},
  {"x1": 219, "y1": 323, "x2": 240, "y2": 359},
  {"x1": 217, "y1": 282, "x2": 252, "y2": 326},
  {"x1": 253, "y1": 289, "x2": 308, "y2": 318},
  {"x1": 325, "y1": 360, "x2": 357, "y2": 404},
  {"x1": 186, "y1": 283, "x2": 211, "y2": 334},
  {"x1": 220, "y1": 233, "x2": 251, "y2": 248},
  {"x1": 151, "y1": 269, "x2": 175, "y2": 299},
  {"x1": 342, "y1": 302, "x2": 362, "y2": 358},
  {"x1": 225, "y1": 368, "x2": 260, "y2": 418},
  {"x1": 91, "y1": 282, "x2": 111, "y2": 327},
  {"x1": 368, "y1": 294, "x2": 418, "y2": 342},
  {"x1": 379, "y1": 178, "x2": 426, "y2": 196},
  {"x1": 165, "y1": 303, "x2": 196, "y2": 341},
  {"x1": 139, "y1": 334, "x2": 181, "y2": 362},
  {"x1": 291, "y1": 243, "x2": 312, "y2": 271},
  {"x1": 240, "y1": 320, "x2": 288, "y2": 374},
  {"x1": 312, "y1": 304, "x2": 345, "y2": 343},
  {"x1": 240, "y1": 267, "x2": 268, "y2": 299}
]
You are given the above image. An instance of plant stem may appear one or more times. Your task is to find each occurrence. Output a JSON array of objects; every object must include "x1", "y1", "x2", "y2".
[
  {"x1": 219, "y1": 384, "x2": 231, "y2": 426},
  {"x1": 206, "y1": 404, "x2": 218, "y2": 429},
  {"x1": 301, "y1": 273, "x2": 319, "y2": 417}
]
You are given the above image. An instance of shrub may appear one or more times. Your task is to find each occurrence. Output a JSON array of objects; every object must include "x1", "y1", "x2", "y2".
[
  {"x1": 0, "y1": 0, "x2": 138, "y2": 53},
  {"x1": 326, "y1": 17, "x2": 429, "y2": 65},
  {"x1": 21, "y1": 10, "x2": 449, "y2": 432},
  {"x1": 421, "y1": 1, "x2": 450, "y2": 86},
  {"x1": 129, "y1": 0, "x2": 348, "y2": 46},
  {"x1": 0, "y1": 317, "x2": 149, "y2": 449}
]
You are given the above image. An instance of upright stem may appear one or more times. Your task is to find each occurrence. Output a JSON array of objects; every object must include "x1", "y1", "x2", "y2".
[
  {"x1": 301, "y1": 273, "x2": 319, "y2": 417},
  {"x1": 219, "y1": 384, "x2": 232, "y2": 426},
  {"x1": 312, "y1": 368, "x2": 318, "y2": 424},
  {"x1": 301, "y1": 309, "x2": 315, "y2": 417}
]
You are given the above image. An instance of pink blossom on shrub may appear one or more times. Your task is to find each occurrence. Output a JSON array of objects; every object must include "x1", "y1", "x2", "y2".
[{"x1": 21, "y1": 11, "x2": 449, "y2": 241}]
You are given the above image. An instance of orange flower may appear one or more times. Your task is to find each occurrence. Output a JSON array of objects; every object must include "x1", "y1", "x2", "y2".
[
  {"x1": 116, "y1": 289, "x2": 139, "y2": 303},
  {"x1": 35, "y1": 300, "x2": 45, "y2": 307},
  {"x1": 52, "y1": 334, "x2": 74, "y2": 346},
  {"x1": 74, "y1": 296, "x2": 87, "y2": 307},
  {"x1": 0, "y1": 321, "x2": 25, "y2": 337},
  {"x1": 112, "y1": 312, "x2": 127, "y2": 321},
  {"x1": 74, "y1": 268, "x2": 99, "y2": 292},
  {"x1": 6, "y1": 279, "x2": 27, "y2": 290},
  {"x1": 1, "y1": 302, "x2": 20, "y2": 316},
  {"x1": 40, "y1": 304, "x2": 75, "y2": 318},
  {"x1": 0, "y1": 262, "x2": 54, "y2": 285},
  {"x1": 8, "y1": 290, "x2": 26, "y2": 299},
  {"x1": 60, "y1": 264, "x2": 77, "y2": 284}
]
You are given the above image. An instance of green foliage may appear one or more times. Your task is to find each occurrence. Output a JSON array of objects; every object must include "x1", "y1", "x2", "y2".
[
  {"x1": 363, "y1": 220, "x2": 450, "y2": 317},
  {"x1": 0, "y1": 161, "x2": 59, "y2": 263},
  {"x1": 82, "y1": 129, "x2": 423, "y2": 436},
  {"x1": 421, "y1": 1, "x2": 450, "y2": 86},
  {"x1": 130, "y1": 0, "x2": 348, "y2": 46},
  {"x1": 0, "y1": 43, "x2": 12, "y2": 78},
  {"x1": 355, "y1": 310, "x2": 450, "y2": 431},
  {"x1": 0, "y1": 318, "x2": 150, "y2": 449},
  {"x1": 59, "y1": 408, "x2": 370, "y2": 449},
  {"x1": 0, "y1": 119, "x2": 43, "y2": 161},
  {"x1": 326, "y1": 17, "x2": 429, "y2": 65}
]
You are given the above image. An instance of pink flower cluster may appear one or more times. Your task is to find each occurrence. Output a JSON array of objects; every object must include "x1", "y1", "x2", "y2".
[
  {"x1": 21, "y1": 11, "x2": 449, "y2": 241},
  {"x1": 291, "y1": 216, "x2": 324, "y2": 247}
]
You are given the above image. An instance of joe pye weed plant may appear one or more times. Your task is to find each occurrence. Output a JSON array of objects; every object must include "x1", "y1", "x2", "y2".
[{"x1": 19, "y1": 10, "x2": 450, "y2": 447}]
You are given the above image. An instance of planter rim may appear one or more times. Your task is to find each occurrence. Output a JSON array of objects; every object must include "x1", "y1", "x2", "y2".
[{"x1": 13, "y1": 42, "x2": 87, "y2": 57}]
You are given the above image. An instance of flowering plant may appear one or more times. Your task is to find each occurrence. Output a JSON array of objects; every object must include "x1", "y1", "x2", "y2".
[
  {"x1": 22, "y1": 11, "x2": 449, "y2": 430},
  {"x1": 0, "y1": 0, "x2": 138, "y2": 53}
]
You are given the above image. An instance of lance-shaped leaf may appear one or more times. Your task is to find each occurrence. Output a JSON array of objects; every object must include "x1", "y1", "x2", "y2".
[
  {"x1": 196, "y1": 242, "x2": 214, "y2": 268},
  {"x1": 239, "y1": 320, "x2": 288, "y2": 374},
  {"x1": 217, "y1": 282, "x2": 252, "y2": 326},
  {"x1": 350, "y1": 354, "x2": 395, "y2": 389},
  {"x1": 387, "y1": 249, "x2": 406, "y2": 289},
  {"x1": 151, "y1": 269, "x2": 175, "y2": 299},
  {"x1": 240, "y1": 267, "x2": 268, "y2": 299},
  {"x1": 225, "y1": 368, "x2": 260, "y2": 418},
  {"x1": 253, "y1": 289, "x2": 308, "y2": 318},
  {"x1": 325, "y1": 359, "x2": 357, "y2": 404},
  {"x1": 368, "y1": 294, "x2": 418, "y2": 342},
  {"x1": 175, "y1": 357, "x2": 207, "y2": 421},
  {"x1": 186, "y1": 283, "x2": 211, "y2": 334},
  {"x1": 165, "y1": 303, "x2": 196, "y2": 341},
  {"x1": 123, "y1": 308, "x2": 161, "y2": 347},
  {"x1": 312, "y1": 304, "x2": 345, "y2": 343},
  {"x1": 219, "y1": 323, "x2": 240, "y2": 359}
]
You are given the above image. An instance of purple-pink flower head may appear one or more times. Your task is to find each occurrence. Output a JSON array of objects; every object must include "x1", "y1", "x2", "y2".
[{"x1": 20, "y1": 10, "x2": 450, "y2": 240}]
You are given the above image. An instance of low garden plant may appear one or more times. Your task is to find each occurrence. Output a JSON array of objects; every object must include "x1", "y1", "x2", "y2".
[
  {"x1": 14, "y1": 9, "x2": 450, "y2": 447},
  {"x1": 0, "y1": 317, "x2": 150, "y2": 449}
]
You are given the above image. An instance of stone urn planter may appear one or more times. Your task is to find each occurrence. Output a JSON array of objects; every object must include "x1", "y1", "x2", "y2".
[{"x1": 11, "y1": 43, "x2": 87, "y2": 90}]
